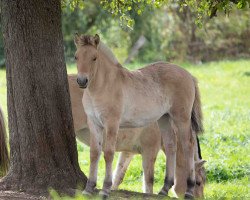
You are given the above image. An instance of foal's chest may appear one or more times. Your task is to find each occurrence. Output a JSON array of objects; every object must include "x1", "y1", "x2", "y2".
[{"x1": 82, "y1": 92, "x2": 110, "y2": 127}]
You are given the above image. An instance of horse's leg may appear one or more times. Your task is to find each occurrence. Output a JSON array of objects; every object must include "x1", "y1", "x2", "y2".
[
  {"x1": 83, "y1": 119, "x2": 103, "y2": 195},
  {"x1": 100, "y1": 122, "x2": 119, "y2": 197},
  {"x1": 174, "y1": 138, "x2": 190, "y2": 196},
  {"x1": 158, "y1": 115, "x2": 177, "y2": 195},
  {"x1": 142, "y1": 149, "x2": 158, "y2": 193},
  {"x1": 174, "y1": 132, "x2": 203, "y2": 198},
  {"x1": 112, "y1": 152, "x2": 134, "y2": 190},
  {"x1": 173, "y1": 119, "x2": 195, "y2": 199}
]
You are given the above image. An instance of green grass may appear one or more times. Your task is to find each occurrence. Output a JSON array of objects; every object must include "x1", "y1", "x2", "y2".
[{"x1": 1, "y1": 60, "x2": 250, "y2": 199}]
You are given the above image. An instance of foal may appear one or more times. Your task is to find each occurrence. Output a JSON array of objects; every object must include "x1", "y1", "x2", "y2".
[
  {"x1": 68, "y1": 75, "x2": 206, "y2": 197},
  {"x1": 68, "y1": 74, "x2": 160, "y2": 193},
  {"x1": 74, "y1": 34, "x2": 203, "y2": 198}
]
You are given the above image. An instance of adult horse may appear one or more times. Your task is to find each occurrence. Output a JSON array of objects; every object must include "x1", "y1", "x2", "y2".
[
  {"x1": 0, "y1": 105, "x2": 9, "y2": 176},
  {"x1": 74, "y1": 34, "x2": 203, "y2": 198},
  {"x1": 68, "y1": 74, "x2": 206, "y2": 197}
]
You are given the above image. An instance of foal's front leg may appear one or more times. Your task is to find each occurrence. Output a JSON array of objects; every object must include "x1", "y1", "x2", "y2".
[
  {"x1": 100, "y1": 122, "x2": 119, "y2": 197},
  {"x1": 83, "y1": 119, "x2": 103, "y2": 195}
]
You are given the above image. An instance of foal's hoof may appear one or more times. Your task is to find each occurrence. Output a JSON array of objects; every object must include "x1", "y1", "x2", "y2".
[
  {"x1": 99, "y1": 190, "x2": 109, "y2": 199},
  {"x1": 184, "y1": 192, "x2": 194, "y2": 199},
  {"x1": 82, "y1": 189, "x2": 93, "y2": 196},
  {"x1": 158, "y1": 188, "x2": 168, "y2": 196}
]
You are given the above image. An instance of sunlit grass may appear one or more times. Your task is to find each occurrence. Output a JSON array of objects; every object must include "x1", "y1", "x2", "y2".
[{"x1": 0, "y1": 59, "x2": 250, "y2": 199}]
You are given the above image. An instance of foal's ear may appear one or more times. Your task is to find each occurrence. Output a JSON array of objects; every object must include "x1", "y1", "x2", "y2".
[
  {"x1": 94, "y1": 34, "x2": 100, "y2": 47},
  {"x1": 195, "y1": 160, "x2": 206, "y2": 170},
  {"x1": 74, "y1": 33, "x2": 80, "y2": 46}
]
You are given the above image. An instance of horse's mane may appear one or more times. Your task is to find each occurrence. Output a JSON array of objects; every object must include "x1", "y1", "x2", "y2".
[
  {"x1": 75, "y1": 34, "x2": 119, "y2": 66},
  {"x1": 98, "y1": 41, "x2": 119, "y2": 65}
]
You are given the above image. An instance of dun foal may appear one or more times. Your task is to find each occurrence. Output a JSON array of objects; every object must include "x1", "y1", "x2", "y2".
[
  {"x1": 74, "y1": 34, "x2": 204, "y2": 198},
  {"x1": 68, "y1": 75, "x2": 206, "y2": 197},
  {"x1": 68, "y1": 74, "x2": 161, "y2": 193}
]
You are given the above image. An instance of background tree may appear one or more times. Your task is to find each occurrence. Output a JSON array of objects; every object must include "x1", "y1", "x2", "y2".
[
  {"x1": 0, "y1": 0, "x2": 86, "y2": 195},
  {"x1": 61, "y1": 0, "x2": 250, "y2": 63}
]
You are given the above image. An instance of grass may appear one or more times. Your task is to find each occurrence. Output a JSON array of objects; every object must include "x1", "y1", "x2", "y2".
[{"x1": 0, "y1": 59, "x2": 250, "y2": 199}]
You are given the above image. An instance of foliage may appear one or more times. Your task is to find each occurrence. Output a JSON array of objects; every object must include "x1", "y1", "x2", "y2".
[
  {"x1": 61, "y1": 1, "x2": 250, "y2": 63},
  {"x1": 61, "y1": 0, "x2": 132, "y2": 63},
  {"x1": 1, "y1": 1, "x2": 249, "y2": 64},
  {"x1": 62, "y1": 0, "x2": 250, "y2": 28}
]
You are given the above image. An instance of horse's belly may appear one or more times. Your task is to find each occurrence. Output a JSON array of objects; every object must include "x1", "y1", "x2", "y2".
[
  {"x1": 120, "y1": 103, "x2": 169, "y2": 128},
  {"x1": 115, "y1": 128, "x2": 142, "y2": 153},
  {"x1": 120, "y1": 117, "x2": 156, "y2": 128}
]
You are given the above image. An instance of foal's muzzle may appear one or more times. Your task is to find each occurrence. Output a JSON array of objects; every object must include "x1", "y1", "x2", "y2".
[{"x1": 77, "y1": 76, "x2": 88, "y2": 89}]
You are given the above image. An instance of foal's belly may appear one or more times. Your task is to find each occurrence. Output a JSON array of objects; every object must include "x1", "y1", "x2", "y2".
[{"x1": 120, "y1": 99, "x2": 170, "y2": 128}]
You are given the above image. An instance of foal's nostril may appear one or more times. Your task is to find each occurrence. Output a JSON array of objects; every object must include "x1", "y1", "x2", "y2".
[
  {"x1": 77, "y1": 78, "x2": 80, "y2": 85},
  {"x1": 77, "y1": 77, "x2": 88, "y2": 88},
  {"x1": 83, "y1": 78, "x2": 88, "y2": 86}
]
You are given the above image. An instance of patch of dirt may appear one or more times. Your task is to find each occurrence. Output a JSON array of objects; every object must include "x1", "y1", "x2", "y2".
[
  {"x1": 0, "y1": 191, "x2": 47, "y2": 200},
  {"x1": 0, "y1": 189, "x2": 173, "y2": 200},
  {"x1": 108, "y1": 190, "x2": 171, "y2": 199}
]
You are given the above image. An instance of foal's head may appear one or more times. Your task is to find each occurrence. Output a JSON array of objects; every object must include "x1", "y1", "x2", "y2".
[
  {"x1": 74, "y1": 34, "x2": 100, "y2": 88},
  {"x1": 194, "y1": 160, "x2": 206, "y2": 198}
]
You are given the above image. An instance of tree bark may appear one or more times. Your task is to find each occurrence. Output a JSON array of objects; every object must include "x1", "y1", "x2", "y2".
[{"x1": 0, "y1": 0, "x2": 87, "y2": 195}]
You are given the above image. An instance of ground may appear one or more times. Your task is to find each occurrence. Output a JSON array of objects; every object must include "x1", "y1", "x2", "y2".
[
  {"x1": 0, "y1": 190, "x2": 168, "y2": 200},
  {"x1": 0, "y1": 60, "x2": 249, "y2": 199}
]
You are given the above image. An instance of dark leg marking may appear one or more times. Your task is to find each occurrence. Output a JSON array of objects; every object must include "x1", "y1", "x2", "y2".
[
  {"x1": 159, "y1": 177, "x2": 174, "y2": 195},
  {"x1": 83, "y1": 180, "x2": 96, "y2": 194},
  {"x1": 187, "y1": 177, "x2": 195, "y2": 189},
  {"x1": 185, "y1": 178, "x2": 195, "y2": 199},
  {"x1": 149, "y1": 176, "x2": 154, "y2": 185},
  {"x1": 103, "y1": 181, "x2": 112, "y2": 189}
]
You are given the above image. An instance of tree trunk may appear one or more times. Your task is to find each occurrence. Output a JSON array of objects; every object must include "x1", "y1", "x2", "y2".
[{"x1": 0, "y1": 0, "x2": 87, "y2": 195}]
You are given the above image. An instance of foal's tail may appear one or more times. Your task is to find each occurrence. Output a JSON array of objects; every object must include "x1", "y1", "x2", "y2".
[
  {"x1": 0, "y1": 106, "x2": 9, "y2": 175},
  {"x1": 191, "y1": 78, "x2": 204, "y2": 135}
]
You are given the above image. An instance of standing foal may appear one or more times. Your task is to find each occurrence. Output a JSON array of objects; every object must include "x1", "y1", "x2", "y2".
[
  {"x1": 74, "y1": 34, "x2": 203, "y2": 198},
  {"x1": 68, "y1": 74, "x2": 206, "y2": 197}
]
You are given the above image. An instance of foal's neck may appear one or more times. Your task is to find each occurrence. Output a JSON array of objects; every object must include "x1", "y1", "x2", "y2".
[{"x1": 88, "y1": 53, "x2": 123, "y2": 93}]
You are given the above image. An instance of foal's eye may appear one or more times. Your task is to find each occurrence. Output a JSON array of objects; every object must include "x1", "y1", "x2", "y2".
[
  {"x1": 74, "y1": 56, "x2": 78, "y2": 60},
  {"x1": 93, "y1": 56, "x2": 97, "y2": 61}
]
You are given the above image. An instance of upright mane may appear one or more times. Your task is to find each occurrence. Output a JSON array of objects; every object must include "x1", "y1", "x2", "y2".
[
  {"x1": 98, "y1": 41, "x2": 119, "y2": 65},
  {"x1": 75, "y1": 34, "x2": 119, "y2": 65}
]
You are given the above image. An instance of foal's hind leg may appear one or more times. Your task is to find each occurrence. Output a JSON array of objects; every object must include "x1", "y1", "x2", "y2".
[
  {"x1": 112, "y1": 152, "x2": 134, "y2": 190},
  {"x1": 158, "y1": 115, "x2": 177, "y2": 195}
]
